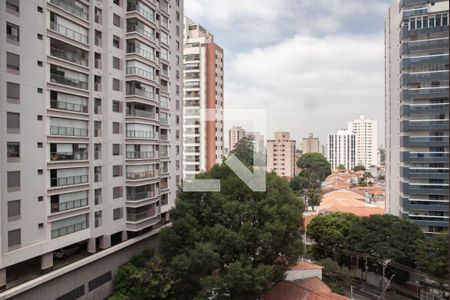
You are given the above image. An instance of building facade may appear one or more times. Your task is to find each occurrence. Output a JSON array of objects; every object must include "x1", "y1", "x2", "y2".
[
  {"x1": 385, "y1": 0, "x2": 448, "y2": 234},
  {"x1": 327, "y1": 130, "x2": 356, "y2": 170},
  {"x1": 302, "y1": 133, "x2": 321, "y2": 154},
  {"x1": 228, "y1": 126, "x2": 245, "y2": 153},
  {"x1": 0, "y1": 0, "x2": 183, "y2": 293},
  {"x1": 246, "y1": 131, "x2": 265, "y2": 154},
  {"x1": 347, "y1": 115, "x2": 378, "y2": 168},
  {"x1": 183, "y1": 17, "x2": 224, "y2": 179},
  {"x1": 267, "y1": 132, "x2": 296, "y2": 178}
]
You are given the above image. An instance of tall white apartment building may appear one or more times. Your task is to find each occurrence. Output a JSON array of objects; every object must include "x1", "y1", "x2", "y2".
[
  {"x1": 183, "y1": 17, "x2": 224, "y2": 179},
  {"x1": 327, "y1": 130, "x2": 356, "y2": 170},
  {"x1": 347, "y1": 115, "x2": 378, "y2": 168},
  {"x1": 0, "y1": 0, "x2": 183, "y2": 297},
  {"x1": 229, "y1": 126, "x2": 245, "y2": 152},
  {"x1": 267, "y1": 132, "x2": 296, "y2": 178}
]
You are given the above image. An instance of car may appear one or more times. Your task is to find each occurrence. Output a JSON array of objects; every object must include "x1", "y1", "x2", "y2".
[{"x1": 53, "y1": 245, "x2": 81, "y2": 260}]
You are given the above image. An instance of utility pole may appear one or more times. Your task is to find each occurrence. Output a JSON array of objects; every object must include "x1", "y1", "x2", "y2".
[{"x1": 381, "y1": 259, "x2": 392, "y2": 299}]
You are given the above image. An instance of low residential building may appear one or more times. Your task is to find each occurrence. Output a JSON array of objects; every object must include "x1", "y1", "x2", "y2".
[
  {"x1": 267, "y1": 132, "x2": 296, "y2": 178},
  {"x1": 285, "y1": 261, "x2": 323, "y2": 281}
]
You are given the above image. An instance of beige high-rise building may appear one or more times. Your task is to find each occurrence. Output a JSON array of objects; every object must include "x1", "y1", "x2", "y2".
[
  {"x1": 267, "y1": 132, "x2": 296, "y2": 178},
  {"x1": 229, "y1": 126, "x2": 245, "y2": 152},
  {"x1": 0, "y1": 0, "x2": 183, "y2": 297},
  {"x1": 348, "y1": 115, "x2": 378, "y2": 168},
  {"x1": 302, "y1": 133, "x2": 320, "y2": 154}
]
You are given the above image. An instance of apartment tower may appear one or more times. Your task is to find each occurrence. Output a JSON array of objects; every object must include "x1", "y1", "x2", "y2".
[
  {"x1": 327, "y1": 130, "x2": 356, "y2": 170},
  {"x1": 302, "y1": 133, "x2": 320, "y2": 154},
  {"x1": 183, "y1": 17, "x2": 224, "y2": 180},
  {"x1": 1, "y1": 0, "x2": 183, "y2": 297},
  {"x1": 385, "y1": 0, "x2": 448, "y2": 234},
  {"x1": 267, "y1": 132, "x2": 296, "y2": 178},
  {"x1": 229, "y1": 126, "x2": 245, "y2": 152},
  {"x1": 348, "y1": 115, "x2": 378, "y2": 168}
]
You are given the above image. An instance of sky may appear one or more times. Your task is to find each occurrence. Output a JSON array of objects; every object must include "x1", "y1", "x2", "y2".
[{"x1": 185, "y1": 0, "x2": 393, "y2": 148}]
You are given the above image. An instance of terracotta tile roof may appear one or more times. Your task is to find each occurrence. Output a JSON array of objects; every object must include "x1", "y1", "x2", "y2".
[
  {"x1": 318, "y1": 189, "x2": 384, "y2": 217},
  {"x1": 289, "y1": 261, "x2": 323, "y2": 271},
  {"x1": 263, "y1": 277, "x2": 350, "y2": 300}
]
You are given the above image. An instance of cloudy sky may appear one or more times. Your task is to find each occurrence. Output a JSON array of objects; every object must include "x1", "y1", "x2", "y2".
[{"x1": 185, "y1": 0, "x2": 392, "y2": 147}]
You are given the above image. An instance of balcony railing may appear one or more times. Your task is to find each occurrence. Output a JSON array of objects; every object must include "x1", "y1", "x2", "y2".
[
  {"x1": 51, "y1": 221, "x2": 88, "y2": 239},
  {"x1": 126, "y1": 170, "x2": 157, "y2": 180},
  {"x1": 50, "y1": 151, "x2": 88, "y2": 161},
  {"x1": 127, "y1": 44, "x2": 155, "y2": 61},
  {"x1": 50, "y1": 21, "x2": 88, "y2": 44},
  {"x1": 127, "y1": 23, "x2": 156, "y2": 42},
  {"x1": 127, "y1": 209, "x2": 157, "y2": 222},
  {"x1": 126, "y1": 67, "x2": 156, "y2": 81},
  {"x1": 50, "y1": 0, "x2": 88, "y2": 20},
  {"x1": 401, "y1": 119, "x2": 449, "y2": 131},
  {"x1": 127, "y1": 3, "x2": 156, "y2": 23},
  {"x1": 127, "y1": 109, "x2": 155, "y2": 119},
  {"x1": 51, "y1": 174, "x2": 88, "y2": 187},
  {"x1": 159, "y1": 150, "x2": 168, "y2": 157},
  {"x1": 127, "y1": 190, "x2": 157, "y2": 201},
  {"x1": 50, "y1": 47, "x2": 88, "y2": 66},
  {"x1": 401, "y1": 87, "x2": 449, "y2": 100},
  {"x1": 126, "y1": 151, "x2": 156, "y2": 159},
  {"x1": 50, "y1": 126, "x2": 88, "y2": 137},
  {"x1": 51, "y1": 197, "x2": 88, "y2": 213},
  {"x1": 50, "y1": 73, "x2": 88, "y2": 90},
  {"x1": 126, "y1": 86, "x2": 157, "y2": 101},
  {"x1": 402, "y1": 103, "x2": 448, "y2": 116},
  {"x1": 126, "y1": 130, "x2": 157, "y2": 139},
  {"x1": 50, "y1": 99, "x2": 88, "y2": 113}
]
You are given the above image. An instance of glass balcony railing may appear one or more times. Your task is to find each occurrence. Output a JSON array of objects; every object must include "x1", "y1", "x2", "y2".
[
  {"x1": 402, "y1": 151, "x2": 449, "y2": 163},
  {"x1": 401, "y1": 136, "x2": 449, "y2": 147},
  {"x1": 50, "y1": 73, "x2": 88, "y2": 90},
  {"x1": 50, "y1": 0, "x2": 88, "y2": 20},
  {"x1": 50, "y1": 126, "x2": 88, "y2": 137},
  {"x1": 126, "y1": 151, "x2": 156, "y2": 159},
  {"x1": 50, "y1": 21, "x2": 88, "y2": 44},
  {"x1": 127, "y1": 109, "x2": 155, "y2": 119},
  {"x1": 51, "y1": 175, "x2": 88, "y2": 187},
  {"x1": 401, "y1": 119, "x2": 449, "y2": 131},
  {"x1": 126, "y1": 67, "x2": 156, "y2": 81},
  {"x1": 50, "y1": 47, "x2": 88, "y2": 66},
  {"x1": 126, "y1": 86, "x2": 157, "y2": 101},
  {"x1": 127, "y1": 23, "x2": 156, "y2": 42},
  {"x1": 126, "y1": 130, "x2": 157, "y2": 139},
  {"x1": 126, "y1": 170, "x2": 157, "y2": 180},
  {"x1": 50, "y1": 99, "x2": 88, "y2": 113},
  {"x1": 51, "y1": 221, "x2": 88, "y2": 239},
  {"x1": 127, "y1": 190, "x2": 157, "y2": 201},
  {"x1": 401, "y1": 87, "x2": 449, "y2": 100},
  {"x1": 127, "y1": 44, "x2": 155, "y2": 61},
  {"x1": 127, "y1": 3, "x2": 156, "y2": 23},
  {"x1": 51, "y1": 197, "x2": 88, "y2": 213},
  {"x1": 50, "y1": 151, "x2": 88, "y2": 161},
  {"x1": 127, "y1": 210, "x2": 157, "y2": 222}
]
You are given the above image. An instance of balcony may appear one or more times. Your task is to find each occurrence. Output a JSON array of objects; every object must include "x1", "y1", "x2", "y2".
[
  {"x1": 159, "y1": 149, "x2": 168, "y2": 157},
  {"x1": 50, "y1": 126, "x2": 88, "y2": 137},
  {"x1": 401, "y1": 54, "x2": 449, "y2": 70},
  {"x1": 127, "y1": 109, "x2": 155, "y2": 119},
  {"x1": 401, "y1": 136, "x2": 449, "y2": 147},
  {"x1": 402, "y1": 167, "x2": 449, "y2": 180},
  {"x1": 127, "y1": 209, "x2": 157, "y2": 222},
  {"x1": 127, "y1": 190, "x2": 157, "y2": 201},
  {"x1": 402, "y1": 198, "x2": 449, "y2": 212},
  {"x1": 401, "y1": 119, "x2": 449, "y2": 131},
  {"x1": 51, "y1": 175, "x2": 88, "y2": 187},
  {"x1": 400, "y1": 71, "x2": 448, "y2": 85},
  {"x1": 127, "y1": 2, "x2": 156, "y2": 24},
  {"x1": 401, "y1": 103, "x2": 448, "y2": 116},
  {"x1": 126, "y1": 67, "x2": 157, "y2": 82},
  {"x1": 126, "y1": 170, "x2": 157, "y2": 180},
  {"x1": 50, "y1": 151, "x2": 88, "y2": 161},
  {"x1": 50, "y1": 46, "x2": 88, "y2": 67},
  {"x1": 401, "y1": 151, "x2": 449, "y2": 163},
  {"x1": 50, "y1": 0, "x2": 88, "y2": 20},
  {"x1": 126, "y1": 43, "x2": 156, "y2": 62},
  {"x1": 127, "y1": 21, "x2": 156, "y2": 42},
  {"x1": 50, "y1": 99, "x2": 88, "y2": 113},
  {"x1": 126, "y1": 85, "x2": 157, "y2": 101},
  {"x1": 50, "y1": 21, "x2": 88, "y2": 44},
  {"x1": 402, "y1": 182, "x2": 449, "y2": 196},
  {"x1": 126, "y1": 130, "x2": 157, "y2": 139},
  {"x1": 51, "y1": 220, "x2": 88, "y2": 239},
  {"x1": 126, "y1": 151, "x2": 156, "y2": 159},
  {"x1": 51, "y1": 197, "x2": 88, "y2": 213},
  {"x1": 401, "y1": 87, "x2": 449, "y2": 100},
  {"x1": 50, "y1": 72, "x2": 88, "y2": 90},
  {"x1": 401, "y1": 25, "x2": 449, "y2": 39},
  {"x1": 401, "y1": 38, "x2": 449, "y2": 54}
]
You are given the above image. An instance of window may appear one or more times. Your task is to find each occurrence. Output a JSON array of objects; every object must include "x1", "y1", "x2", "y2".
[
  {"x1": 8, "y1": 229, "x2": 21, "y2": 248},
  {"x1": 113, "y1": 122, "x2": 120, "y2": 134},
  {"x1": 37, "y1": 169, "x2": 43, "y2": 175},
  {"x1": 7, "y1": 82, "x2": 20, "y2": 103},
  {"x1": 7, "y1": 52, "x2": 20, "y2": 72},
  {"x1": 37, "y1": 88, "x2": 43, "y2": 93},
  {"x1": 113, "y1": 165, "x2": 122, "y2": 177},
  {"x1": 113, "y1": 35, "x2": 120, "y2": 48},
  {"x1": 113, "y1": 144, "x2": 120, "y2": 156},
  {"x1": 8, "y1": 200, "x2": 20, "y2": 220},
  {"x1": 38, "y1": 196, "x2": 43, "y2": 202},
  {"x1": 112, "y1": 101, "x2": 122, "y2": 112},
  {"x1": 113, "y1": 186, "x2": 123, "y2": 199},
  {"x1": 95, "y1": 211, "x2": 102, "y2": 227},
  {"x1": 8, "y1": 171, "x2": 20, "y2": 191},
  {"x1": 37, "y1": 115, "x2": 43, "y2": 121},
  {"x1": 113, "y1": 208, "x2": 123, "y2": 220},
  {"x1": 113, "y1": 57, "x2": 121, "y2": 70},
  {"x1": 113, "y1": 14, "x2": 121, "y2": 27},
  {"x1": 88, "y1": 272, "x2": 112, "y2": 292},
  {"x1": 113, "y1": 78, "x2": 121, "y2": 91},
  {"x1": 6, "y1": 0, "x2": 20, "y2": 14},
  {"x1": 6, "y1": 23, "x2": 19, "y2": 43},
  {"x1": 37, "y1": 142, "x2": 43, "y2": 148},
  {"x1": 7, "y1": 142, "x2": 20, "y2": 159},
  {"x1": 37, "y1": 61, "x2": 43, "y2": 67},
  {"x1": 95, "y1": 7, "x2": 102, "y2": 24},
  {"x1": 37, "y1": 6, "x2": 43, "y2": 13},
  {"x1": 37, "y1": 33, "x2": 43, "y2": 40},
  {"x1": 7, "y1": 112, "x2": 20, "y2": 132}
]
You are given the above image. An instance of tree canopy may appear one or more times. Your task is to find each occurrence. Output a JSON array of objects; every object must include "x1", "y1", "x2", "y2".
[
  {"x1": 318, "y1": 258, "x2": 352, "y2": 294},
  {"x1": 353, "y1": 165, "x2": 366, "y2": 172},
  {"x1": 296, "y1": 153, "x2": 331, "y2": 182},
  {"x1": 417, "y1": 231, "x2": 449, "y2": 283},
  {"x1": 229, "y1": 136, "x2": 255, "y2": 167},
  {"x1": 159, "y1": 164, "x2": 305, "y2": 299}
]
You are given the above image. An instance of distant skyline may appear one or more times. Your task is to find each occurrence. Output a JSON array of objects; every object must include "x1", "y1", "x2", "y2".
[{"x1": 185, "y1": 0, "x2": 391, "y2": 145}]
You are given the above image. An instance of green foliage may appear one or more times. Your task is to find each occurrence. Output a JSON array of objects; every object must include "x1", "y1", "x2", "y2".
[
  {"x1": 318, "y1": 258, "x2": 351, "y2": 294},
  {"x1": 305, "y1": 188, "x2": 321, "y2": 210},
  {"x1": 296, "y1": 153, "x2": 331, "y2": 182},
  {"x1": 230, "y1": 136, "x2": 255, "y2": 167},
  {"x1": 336, "y1": 164, "x2": 346, "y2": 170},
  {"x1": 308, "y1": 212, "x2": 360, "y2": 252},
  {"x1": 353, "y1": 165, "x2": 366, "y2": 172},
  {"x1": 160, "y1": 164, "x2": 304, "y2": 299},
  {"x1": 111, "y1": 251, "x2": 177, "y2": 300},
  {"x1": 417, "y1": 231, "x2": 449, "y2": 282}
]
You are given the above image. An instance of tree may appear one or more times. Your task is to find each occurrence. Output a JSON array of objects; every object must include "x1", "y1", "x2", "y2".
[
  {"x1": 336, "y1": 164, "x2": 346, "y2": 171},
  {"x1": 318, "y1": 258, "x2": 351, "y2": 294},
  {"x1": 353, "y1": 165, "x2": 366, "y2": 172},
  {"x1": 307, "y1": 212, "x2": 360, "y2": 258},
  {"x1": 305, "y1": 188, "x2": 321, "y2": 211},
  {"x1": 416, "y1": 231, "x2": 449, "y2": 282},
  {"x1": 160, "y1": 164, "x2": 304, "y2": 299},
  {"x1": 229, "y1": 136, "x2": 255, "y2": 167},
  {"x1": 111, "y1": 250, "x2": 177, "y2": 300},
  {"x1": 296, "y1": 153, "x2": 331, "y2": 182}
]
